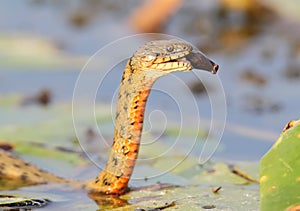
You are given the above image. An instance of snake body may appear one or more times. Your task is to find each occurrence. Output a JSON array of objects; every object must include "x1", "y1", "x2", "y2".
[{"x1": 87, "y1": 39, "x2": 218, "y2": 195}]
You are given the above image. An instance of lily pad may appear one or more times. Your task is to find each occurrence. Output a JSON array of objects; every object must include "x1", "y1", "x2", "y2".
[
  {"x1": 192, "y1": 162, "x2": 258, "y2": 185},
  {"x1": 91, "y1": 183, "x2": 260, "y2": 210},
  {"x1": 0, "y1": 194, "x2": 49, "y2": 210},
  {"x1": 0, "y1": 94, "x2": 113, "y2": 164},
  {"x1": 260, "y1": 119, "x2": 300, "y2": 211},
  {"x1": 0, "y1": 34, "x2": 87, "y2": 69}
]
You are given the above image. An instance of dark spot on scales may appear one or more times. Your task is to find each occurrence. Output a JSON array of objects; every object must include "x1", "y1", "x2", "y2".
[
  {"x1": 34, "y1": 172, "x2": 41, "y2": 177},
  {"x1": 112, "y1": 156, "x2": 118, "y2": 166},
  {"x1": 115, "y1": 112, "x2": 120, "y2": 119},
  {"x1": 128, "y1": 58, "x2": 134, "y2": 72},
  {"x1": 20, "y1": 174, "x2": 28, "y2": 181},
  {"x1": 13, "y1": 163, "x2": 21, "y2": 168},
  {"x1": 103, "y1": 178, "x2": 111, "y2": 186},
  {"x1": 116, "y1": 173, "x2": 123, "y2": 179},
  {"x1": 121, "y1": 146, "x2": 129, "y2": 155}
]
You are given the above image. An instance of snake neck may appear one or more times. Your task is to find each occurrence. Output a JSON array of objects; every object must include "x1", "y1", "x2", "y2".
[
  {"x1": 87, "y1": 61, "x2": 164, "y2": 194},
  {"x1": 115, "y1": 62, "x2": 162, "y2": 142}
]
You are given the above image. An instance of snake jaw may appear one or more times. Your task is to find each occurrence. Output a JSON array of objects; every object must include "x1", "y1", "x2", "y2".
[
  {"x1": 145, "y1": 51, "x2": 193, "y2": 72},
  {"x1": 137, "y1": 55, "x2": 192, "y2": 72},
  {"x1": 165, "y1": 57, "x2": 193, "y2": 72},
  {"x1": 152, "y1": 51, "x2": 191, "y2": 64},
  {"x1": 148, "y1": 61, "x2": 192, "y2": 72}
]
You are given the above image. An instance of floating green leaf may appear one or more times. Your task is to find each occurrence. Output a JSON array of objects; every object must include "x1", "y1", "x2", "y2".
[
  {"x1": 0, "y1": 34, "x2": 87, "y2": 69},
  {"x1": 260, "y1": 120, "x2": 300, "y2": 211},
  {"x1": 113, "y1": 184, "x2": 259, "y2": 210}
]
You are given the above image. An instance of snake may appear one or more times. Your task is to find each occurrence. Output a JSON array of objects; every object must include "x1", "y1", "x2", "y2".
[
  {"x1": 86, "y1": 39, "x2": 218, "y2": 195},
  {"x1": 0, "y1": 39, "x2": 218, "y2": 196}
]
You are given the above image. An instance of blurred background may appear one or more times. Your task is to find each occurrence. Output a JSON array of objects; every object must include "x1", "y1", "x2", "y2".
[{"x1": 0, "y1": 0, "x2": 300, "y2": 164}]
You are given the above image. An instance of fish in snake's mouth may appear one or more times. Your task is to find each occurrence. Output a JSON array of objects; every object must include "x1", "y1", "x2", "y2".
[{"x1": 185, "y1": 50, "x2": 219, "y2": 74}]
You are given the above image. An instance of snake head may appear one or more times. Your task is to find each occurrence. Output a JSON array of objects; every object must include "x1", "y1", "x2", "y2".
[{"x1": 132, "y1": 39, "x2": 218, "y2": 74}]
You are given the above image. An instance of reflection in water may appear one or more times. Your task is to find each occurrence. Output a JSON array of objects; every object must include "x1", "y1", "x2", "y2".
[
  {"x1": 88, "y1": 183, "x2": 179, "y2": 209},
  {"x1": 88, "y1": 192, "x2": 129, "y2": 209}
]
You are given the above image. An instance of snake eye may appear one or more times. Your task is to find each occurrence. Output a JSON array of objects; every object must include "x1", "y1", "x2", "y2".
[{"x1": 166, "y1": 45, "x2": 174, "y2": 52}]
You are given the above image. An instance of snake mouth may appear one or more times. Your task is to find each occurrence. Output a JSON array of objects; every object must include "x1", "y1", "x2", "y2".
[
  {"x1": 169, "y1": 57, "x2": 190, "y2": 64},
  {"x1": 161, "y1": 54, "x2": 192, "y2": 68}
]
